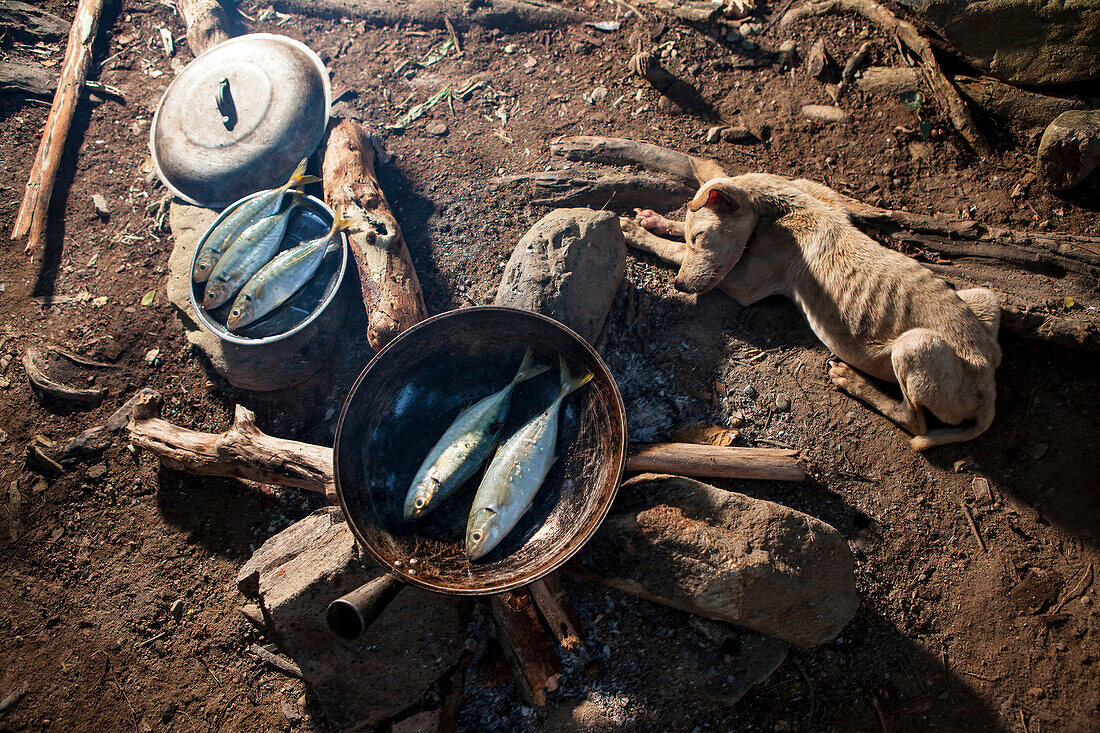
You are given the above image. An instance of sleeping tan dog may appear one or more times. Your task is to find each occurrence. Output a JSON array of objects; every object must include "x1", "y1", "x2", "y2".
[{"x1": 620, "y1": 173, "x2": 1002, "y2": 450}]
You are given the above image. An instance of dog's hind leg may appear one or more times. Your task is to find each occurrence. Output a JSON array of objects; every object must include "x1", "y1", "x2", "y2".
[
  {"x1": 888, "y1": 328, "x2": 996, "y2": 450},
  {"x1": 956, "y1": 287, "x2": 1001, "y2": 337},
  {"x1": 828, "y1": 360, "x2": 928, "y2": 435}
]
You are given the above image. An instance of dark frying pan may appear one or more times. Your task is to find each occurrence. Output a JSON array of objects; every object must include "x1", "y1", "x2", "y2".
[{"x1": 329, "y1": 307, "x2": 626, "y2": 638}]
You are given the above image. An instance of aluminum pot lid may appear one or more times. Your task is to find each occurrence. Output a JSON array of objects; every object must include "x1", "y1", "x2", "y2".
[{"x1": 150, "y1": 33, "x2": 331, "y2": 208}]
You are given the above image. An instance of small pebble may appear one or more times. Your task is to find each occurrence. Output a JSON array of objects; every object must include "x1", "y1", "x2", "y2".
[
  {"x1": 775, "y1": 393, "x2": 791, "y2": 411},
  {"x1": 742, "y1": 384, "x2": 758, "y2": 399},
  {"x1": 425, "y1": 120, "x2": 449, "y2": 137},
  {"x1": 170, "y1": 599, "x2": 184, "y2": 620},
  {"x1": 87, "y1": 464, "x2": 107, "y2": 480}
]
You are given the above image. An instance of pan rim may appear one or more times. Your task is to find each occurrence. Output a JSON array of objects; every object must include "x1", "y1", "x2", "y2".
[{"x1": 333, "y1": 306, "x2": 627, "y2": 596}]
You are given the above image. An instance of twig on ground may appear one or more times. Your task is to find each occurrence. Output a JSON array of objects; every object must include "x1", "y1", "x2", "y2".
[
  {"x1": 960, "y1": 669, "x2": 998, "y2": 682},
  {"x1": 837, "y1": 40, "x2": 872, "y2": 96},
  {"x1": 247, "y1": 644, "x2": 303, "y2": 679},
  {"x1": 135, "y1": 630, "x2": 167, "y2": 648},
  {"x1": 960, "y1": 500, "x2": 987, "y2": 552},
  {"x1": 443, "y1": 15, "x2": 462, "y2": 54}
]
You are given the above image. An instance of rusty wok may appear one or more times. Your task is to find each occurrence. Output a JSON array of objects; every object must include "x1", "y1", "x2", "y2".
[{"x1": 328, "y1": 307, "x2": 627, "y2": 638}]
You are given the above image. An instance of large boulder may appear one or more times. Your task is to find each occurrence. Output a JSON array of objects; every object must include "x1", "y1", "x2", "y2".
[
  {"x1": 576, "y1": 474, "x2": 859, "y2": 648},
  {"x1": 898, "y1": 0, "x2": 1100, "y2": 85},
  {"x1": 237, "y1": 508, "x2": 467, "y2": 731},
  {"x1": 1036, "y1": 110, "x2": 1100, "y2": 191},
  {"x1": 495, "y1": 208, "x2": 626, "y2": 344}
]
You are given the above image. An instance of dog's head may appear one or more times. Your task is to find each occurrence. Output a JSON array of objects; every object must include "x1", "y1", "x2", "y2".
[{"x1": 677, "y1": 179, "x2": 758, "y2": 293}]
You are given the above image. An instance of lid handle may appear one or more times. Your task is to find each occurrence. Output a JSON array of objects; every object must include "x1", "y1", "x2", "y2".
[{"x1": 216, "y1": 77, "x2": 237, "y2": 131}]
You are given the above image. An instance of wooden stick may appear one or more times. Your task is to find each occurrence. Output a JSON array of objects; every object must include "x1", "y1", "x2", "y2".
[
  {"x1": 627, "y1": 443, "x2": 807, "y2": 482},
  {"x1": 323, "y1": 120, "x2": 427, "y2": 350},
  {"x1": 780, "y1": 0, "x2": 990, "y2": 155},
  {"x1": 630, "y1": 51, "x2": 719, "y2": 121},
  {"x1": 495, "y1": 170, "x2": 696, "y2": 211},
  {"x1": 247, "y1": 644, "x2": 303, "y2": 679},
  {"x1": 177, "y1": 0, "x2": 233, "y2": 56},
  {"x1": 551, "y1": 135, "x2": 726, "y2": 186},
  {"x1": 528, "y1": 573, "x2": 584, "y2": 650},
  {"x1": 127, "y1": 391, "x2": 337, "y2": 502},
  {"x1": 959, "y1": 499, "x2": 986, "y2": 552},
  {"x1": 488, "y1": 590, "x2": 561, "y2": 707},
  {"x1": 270, "y1": 0, "x2": 575, "y2": 30},
  {"x1": 11, "y1": 0, "x2": 107, "y2": 254}
]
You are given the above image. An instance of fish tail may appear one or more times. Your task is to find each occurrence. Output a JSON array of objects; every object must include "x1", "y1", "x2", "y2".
[
  {"x1": 284, "y1": 159, "x2": 322, "y2": 190},
  {"x1": 512, "y1": 348, "x2": 551, "y2": 384},
  {"x1": 557, "y1": 355, "x2": 594, "y2": 399},
  {"x1": 330, "y1": 214, "x2": 355, "y2": 234}
]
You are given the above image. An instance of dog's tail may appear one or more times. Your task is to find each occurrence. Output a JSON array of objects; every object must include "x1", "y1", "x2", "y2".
[{"x1": 910, "y1": 406, "x2": 995, "y2": 451}]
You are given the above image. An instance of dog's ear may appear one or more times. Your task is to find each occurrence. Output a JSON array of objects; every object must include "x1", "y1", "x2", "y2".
[{"x1": 688, "y1": 181, "x2": 744, "y2": 213}]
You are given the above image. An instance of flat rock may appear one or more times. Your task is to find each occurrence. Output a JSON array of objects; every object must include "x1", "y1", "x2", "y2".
[
  {"x1": 954, "y1": 76, "x2": 1084, "y2": 131},
  {"x1": 897, "y1": 0, "x2": 1100, "y2": 85},
  {"x1": 576, "y1": 474, "x2": 859, "y2": 647},
  {"x1": 238, "y1": 508, "x2": 467, "y2": 731},
  {"x1": 494, "y1": 208, "x2": 626, "y2": 343},
  {"x1": 801, "y1": 104, "x2": 848, "y2": 125},
  {"x1": 168, "y1": 201, "x2": 344, "y2": 391},
  {"x1": 1036, "y1": 110, "x2": 1100, "y2": 191}
]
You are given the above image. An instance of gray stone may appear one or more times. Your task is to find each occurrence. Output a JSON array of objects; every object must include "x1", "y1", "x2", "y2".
[
  {"x1": 801, "y1": 104, "x2": 848, "y2": 125},
  {"x1": 857, "y1": 66, "x2": 921, "y2": 95},
  {"x1": 775, "y1": 392, "x2": 791, "y2": 411},
  {"x1": 705, "y1": 125, "x2": 726, "y2": 144},
  {"x1": 1036, "y1": 111, "x2": 1100, "y2": 192},
  {"x1": 494, "y1": 208, "x2": 626, "y2": 344},
  {"x1": 576, "y1": 474, "x2": 859, "y2": 647},
  {"x1": 424, "y1": 120, "x2": 449, "y2": 137},
  {"x1": 238, "y1": 508, "x2": 466, "y2": 731},
  {"x1": 897, "y1": 0, "x2": 1100, "y2": 85},
  {"x1": 954, "y1": 76, "x2": 1084, "y2": 131},
  {"x1": 168, "y1": 202, "x2": 345, "y2": 391}
]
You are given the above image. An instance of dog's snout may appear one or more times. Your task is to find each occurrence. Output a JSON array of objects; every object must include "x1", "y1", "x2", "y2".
[{"x1": 673, "y1": 277, "x2": 691, "y2": 293}]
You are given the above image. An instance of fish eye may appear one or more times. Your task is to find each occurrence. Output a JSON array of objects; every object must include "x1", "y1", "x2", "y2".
[
  {"x1": 415, "y1": 498, "x2": 425, "y2": 508},
  {"x1": 231, "y1": 309, "x2": 240, "y2": 317},
  {"x1": 471, "y1": 531, "x2": 482, "y2": 542}
]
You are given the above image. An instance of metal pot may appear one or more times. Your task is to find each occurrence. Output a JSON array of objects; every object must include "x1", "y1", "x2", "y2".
[
  {"x1": 187, "y1": 191, "x2": 348, "y2": 346},
  {"x1": 328, "y1": 307, "x2": 627, "y2": 638}
]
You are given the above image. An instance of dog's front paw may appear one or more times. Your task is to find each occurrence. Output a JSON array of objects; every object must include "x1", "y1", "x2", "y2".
[
  {"x1": 636, "y1": 209, "x2": 671, "y2": 234},
  {"x1": 828, "y1": 360, "x2": 856, "y2": 390},
  {"x1": 619, "y1": 216, "x2": 648, "y2": 244}
]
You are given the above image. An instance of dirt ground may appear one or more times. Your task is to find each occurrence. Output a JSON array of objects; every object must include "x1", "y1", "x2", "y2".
[{"x1": 2, "y1": 1, "x2": 1099, "y2": 731}]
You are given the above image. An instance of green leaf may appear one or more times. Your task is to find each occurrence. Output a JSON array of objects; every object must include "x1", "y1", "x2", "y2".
[
  {"x1": 899, "y1": 91, "x2": 924, "y2": 110},
  {"x1": 919, "y1": 119, "x2": 932, "y2": 140},
  {"x1": 1064, "y1": 296, "x2": 1076, "y2": 310},
  {"x1": 141, "y1": 289, "x2": 156, "y2": 306}
]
